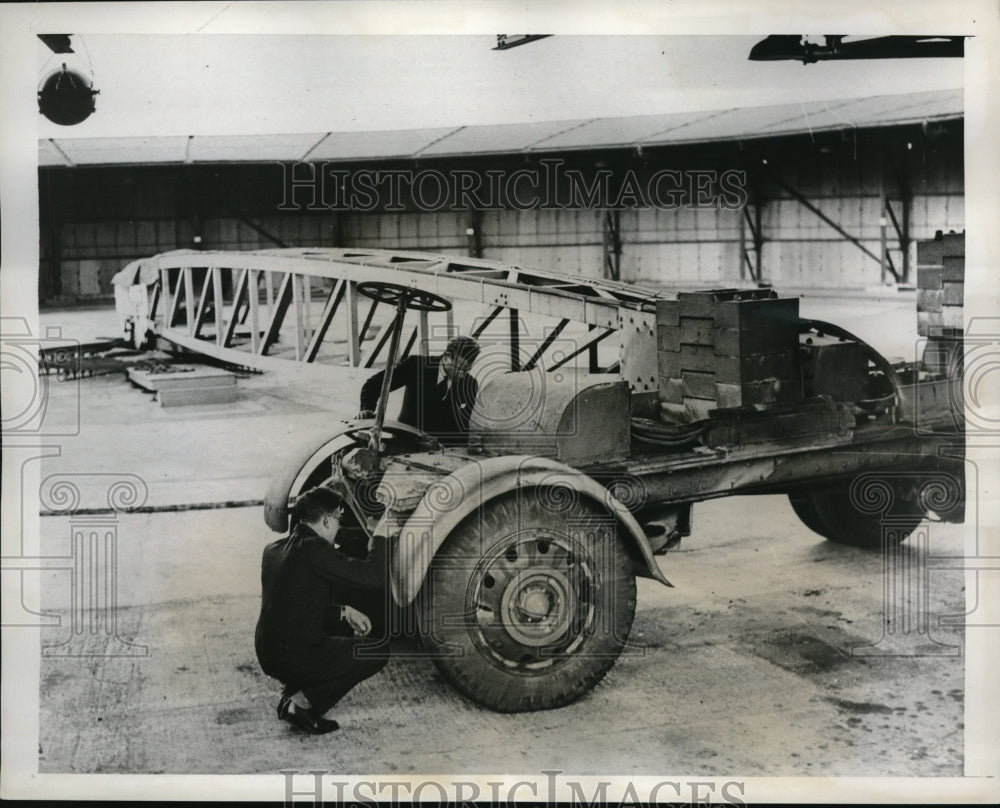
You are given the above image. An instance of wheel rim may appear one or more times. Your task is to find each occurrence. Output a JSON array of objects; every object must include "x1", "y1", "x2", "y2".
[{"x1": 467, "y1": 528, "x2": 596, "y2": 673}]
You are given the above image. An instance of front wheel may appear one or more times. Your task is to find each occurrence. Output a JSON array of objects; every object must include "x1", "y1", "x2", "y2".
[{"x1": 417, "y1": 490, "x2": 636, "y2": 712}]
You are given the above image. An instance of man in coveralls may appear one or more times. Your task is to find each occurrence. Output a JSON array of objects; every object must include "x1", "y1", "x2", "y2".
[
  {"x1": 255, "y1": 487, "x2": 388, "y2": 734},
  {"x1": 358, "y1": 335, "x2": 481, "y2": 445}
]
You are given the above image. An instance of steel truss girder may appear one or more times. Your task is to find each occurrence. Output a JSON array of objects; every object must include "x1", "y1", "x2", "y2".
[{"x1": 132, "y1": 247, "x2": 672, "y2": 389}]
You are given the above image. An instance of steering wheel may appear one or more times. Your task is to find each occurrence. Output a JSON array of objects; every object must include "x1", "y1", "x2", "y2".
[
  {"x1": 357, "y1": 281, "x2": 452, "y2": 312},
  {"x1": 340, "y1": 419, "x2": 438, "y2": 447}
]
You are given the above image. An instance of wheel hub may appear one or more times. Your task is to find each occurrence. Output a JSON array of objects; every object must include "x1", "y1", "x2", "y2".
[
  {"x1": 500, "y1": 571, "x2": 573, "y2": 647},
  {"x1": 468, "y1": 530, "x2": 596, "y2": 671}
]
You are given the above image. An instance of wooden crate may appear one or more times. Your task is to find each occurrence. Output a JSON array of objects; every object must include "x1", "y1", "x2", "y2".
[
  {"x1": 915, "y1": 233, "x2": 964, "y2": 337},
  {"x1": 656, "y1": 289, "x2": 801, "y2": 419}
]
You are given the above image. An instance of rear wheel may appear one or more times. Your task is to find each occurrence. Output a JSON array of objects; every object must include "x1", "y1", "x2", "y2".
[
  {"x1": 798, "y1": 481, "x2": 925, "y2": 549},
  {"x1": 417, "y1": 490, "x2": 636, "y2": 712},
  {"x1": 788, "y1": 492, "x2": 830, "y2": 538}
]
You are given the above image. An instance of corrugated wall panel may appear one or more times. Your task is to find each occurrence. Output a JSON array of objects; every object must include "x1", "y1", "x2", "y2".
[
  {"x1": 99, "y1": 259, "x2": 120, "y2": 293},
  {"x1": 39, "y1": 124, "x2": 964, "y2": 302},
  {"x1": 378, "y1": 214, "x2": 399, "y2": 242},
  {"x1": 946, "y1": 195, "x2": 965, "y2": 230},
  {"x1": 74, "y1": 222, "x2": 96, "y2": 255},
  {"x1": 157, "y1": 220, "x2": 176, "y2": 248},
  {"x1": 396, "y1": 213, "x2": 419, "y2": 244},
  {"x1": 62, "y1": 261, "x2": 80, "y2": 297},
  {"x1": 136, "y1": 221, "x2": 156, "y2": 252},
  {"x1": 92, "y1": 221, "x2": 112, "y2": 250},
  {"x1": 858, "y1": 197, "x2": 884, "y2": 240},
  {"x1": 78, "y1": 260, "x2": 102, "y2": 296}
]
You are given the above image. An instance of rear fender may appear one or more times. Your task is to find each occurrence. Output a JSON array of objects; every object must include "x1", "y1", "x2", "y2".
[
  {"x1": 263, "y1": 419, "x2": 427, "y2": 532},
  {"x1": 391, "y1": 455, "x2": 672, "y2": 607}
]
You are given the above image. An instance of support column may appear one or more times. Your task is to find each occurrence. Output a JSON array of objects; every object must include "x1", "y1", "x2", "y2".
[
  {"x1": 185, "y1": 166, "x2": 203, "y2": 250},
  {"x1": 879, "y1": 157, "x2": 890, "y2": 286},
  {"x1": 753, "y1": 192, "x2": 763, "y2": 284},
  {"x1": 740, "y1": 202, "x2": 763, "y2": 284},
  {"x1": 901, "y1": 189, "x2": 912, "y2": 284},
  {"x1": 894, "y1": 150, "x2": 913, "y2": 284},
  {"x1": 330, "y1": 211, "x2": 345, "y2": 248},
  {"x1": 466, "y1": 209, "x2": 483, "y2": 258},
  {"x1": 738, "y1": 156, "x2": 765, "y2": 285},
  {"x1": 739, "y1": 203, "x2": 747, "y2": 281},
  {"x1": 602, "y1": 209, "x2": 622, "y2": 281},
  {"x1": 878, "y1": 147, "x2": 904, "y2": 285}
]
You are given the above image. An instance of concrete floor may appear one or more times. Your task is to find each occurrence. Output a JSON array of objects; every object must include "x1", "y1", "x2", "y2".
[
  {"x1": 38, "y1": 502, "x2": 965, "y2": 776},
  {"x1": 31, "y1": 296, "x2": 967, "y2": 776}
]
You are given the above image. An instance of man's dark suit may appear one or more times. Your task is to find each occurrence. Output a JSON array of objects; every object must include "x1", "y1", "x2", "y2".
[
  {"x1": 255, "y1": 523, "x2": 388, "y2": 714},
  {"x1": 359, "y1": 354, "x2": 479, "y2": 445}
]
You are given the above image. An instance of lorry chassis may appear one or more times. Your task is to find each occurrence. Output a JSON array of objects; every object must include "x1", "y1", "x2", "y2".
[{"x1": 111, "y1": 241, "x2": 965, "y2": 713}]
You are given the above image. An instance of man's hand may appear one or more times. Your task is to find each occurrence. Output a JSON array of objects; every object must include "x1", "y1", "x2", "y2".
[
  {"x1": 356, "y1": 409, "x2": 375, "y2": 420},
  {"x1": 342, "y1": 605, "x2": 372, "y2": 636}
]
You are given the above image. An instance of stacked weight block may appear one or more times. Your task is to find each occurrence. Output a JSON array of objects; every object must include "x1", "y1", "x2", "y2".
[
  {"x1": 916, "y1": 231, "x2": 964, "y2": 376},
  {"x1": 656, "y1": 289, "x2": 801, "y2": 422},
  {"x1": 799, "y1": 334, "x2": 869, "y2": 403}
]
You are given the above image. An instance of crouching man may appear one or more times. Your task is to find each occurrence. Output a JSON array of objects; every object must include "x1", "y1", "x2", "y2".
[{"x1": 255, "y1": 487, "x2": 388, "y2": 734}]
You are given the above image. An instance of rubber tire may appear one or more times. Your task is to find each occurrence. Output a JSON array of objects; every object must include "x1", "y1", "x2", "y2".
[
  {"x1": 788, "y1": 493, "x2": 831, "y2": 538},
  {"x1": 417, "y1": 490, "x2": 636, "y2": 713},
  {"x1": 807, "y1": 483, "x2": 924, "y2": 549}
]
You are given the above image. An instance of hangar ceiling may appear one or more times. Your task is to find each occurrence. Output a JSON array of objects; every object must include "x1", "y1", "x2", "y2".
[{"x1": 39, "y1": 88, "x2": 961, "y2": 168}]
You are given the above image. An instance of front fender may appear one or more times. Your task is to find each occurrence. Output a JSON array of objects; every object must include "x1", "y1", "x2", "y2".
[
  {"x1": 391, "y1": 455, "x2": 672, "y2": 607},
  {"x1": 263, "y1": 419, "x2": 428, "y2": 532}
]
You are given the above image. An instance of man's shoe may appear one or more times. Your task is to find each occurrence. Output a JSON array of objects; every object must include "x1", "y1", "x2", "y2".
[
  {"x1": 277, "y1": 693, "x2": 292, "y2": 720},
  {"x1": 283, "y1": 703, "x2": 340, "y2": 735}
]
